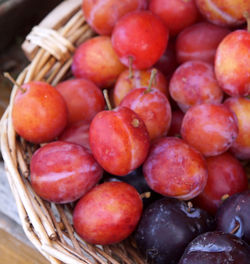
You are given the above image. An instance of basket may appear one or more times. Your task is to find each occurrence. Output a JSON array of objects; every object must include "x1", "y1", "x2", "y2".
[{"x1": 0, "y1": 0, "x2": 145, "y2": 263}]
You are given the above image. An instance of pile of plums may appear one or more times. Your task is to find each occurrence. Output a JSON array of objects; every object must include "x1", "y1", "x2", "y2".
[{"x1": 11, "y1": 0, "x2": 250, "y2": 263}]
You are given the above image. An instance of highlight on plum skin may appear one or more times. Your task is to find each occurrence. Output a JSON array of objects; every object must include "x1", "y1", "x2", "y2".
[
  {"x1": 30, "y1": 141, "x2": 103, "y2": 204},
  {"x1": 224, "y1": 97, "x2": 250, "y2": 160},
  {"x1": 176, "y1": 22, "x2": 230, "y2": 64},
  {"x1": 73, "y1": 181, "x2": 143, "y2": 245},
  {"x1": 143, "y1": 137, "x2": 208, "y2": 200},
  {"x1": 195, "y1": 0, "x2": 249, "y2": 27},
  {"x1": 112, "y1": 68, "x2": 168, "y2": 107},
  {"x1": 111, "y1": 11, "x2": 169, "y2": 70},
  {"x1": 169, "y1": 61, "x2": 223, "y2": 112},
  {"x1": 194, "y1": 152, "x2": 248, "y2": 215},
  {"x1": 181, "y1": 103, "x2": 239, "y2": 157},
  {"x1": 82, "y1": 0, "x2": 147, "y2": 35}
]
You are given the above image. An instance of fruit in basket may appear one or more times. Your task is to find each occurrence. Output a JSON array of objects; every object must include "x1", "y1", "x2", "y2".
[
  {"x1": 216, "y1": 190, "x2": 250, "y2": 244},
  {"x1": 30, "y1": 141, "x2": 103, "y2": 203},
  {"x1": 112, "y1": 68, "x2": 168, "y2": 107},
  {"x1": 82, "y1": 0, "x2": 147, "y2": 35},
  {"x1": 169, "y1": 61, "x2": 223, "y2": 112},
  {"x1": 89, "y1": 106, "x2": 150, "y2": 176},
  {"x1": 176, "y1": 22, "x2": 230, "y2": 64},
  {"x1": 135, "y1": 197, "x2": 215, "y2": 264},
  {"x1": 72, "y1": 36, "x2": 125, "y2": 88},
  {"x1": 181, "y1": 103, "x2": 238, "y2": 157},
  {"x1": 103, "y1": 167, "x2": 163, "y2": 208},
  {"x1": 73, "y1": 181, "x2": 143, "y2": 245},
  {"x1": 12, "y1": 81, "x2": 68, "y2": 144},
  {"x1": 179, "y1": 231, "x2": 250, "y2": 264},
  {"x1": 194, "y1": 152, "x2": 248, "y2": 214},
  {"x1": 120, "y1": 78, "x2": 172, "y2": 140},
  {"x1": 215, "y1": 28, "x2": 250, "y2": 96},
  {"x1": 224, "y1": 97, "x2": 250, "y2": 160},
  {"x1": 149, "y1": 0, "x2": 199, "y2": 35},
  {"x1": 195, "y1": 0, "x2": 250, "y2": 26},
  {"x1": 111, "y1": 11, "x2": 169, "y2": 69},
  {"x1": 55, "y1": 78, "x2": 105, "y2": 125},
  {"x1": 143, "y1": 137, "x2": 208, "y2": 200},
  {"x1": 59, "y1": 120, "x2": 91, "y2": 150}
]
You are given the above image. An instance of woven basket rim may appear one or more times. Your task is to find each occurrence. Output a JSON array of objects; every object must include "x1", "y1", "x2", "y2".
[{"x1": 0, "y1": 1, "x2": 144, "y2": 263}]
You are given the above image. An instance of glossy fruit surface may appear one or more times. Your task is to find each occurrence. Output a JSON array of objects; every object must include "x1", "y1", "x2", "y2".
[
  {"x1": 216, "y1": 190, "x2": 250, "y2": 244},
  {"x1": 195, "y1": 0, "x2": 250, "y2": 26},
  {"x1": 215, "y1": 30, "x2": 250, "y2": 96},
  {"x1": 82, "y1": 0, "x2": 147, "y2": 35},
  {"x1": 194, "y1": 152, "x2": 248, "y2": 214},
  {"x1": 72, "y1": 36, "x2": 125, "y2": 88},
  {"x1": 143, "y1": 137, "x2": 208, "y2": 200},
  {"x1": 181, "y1": 104, "x2": 238, "y2": 156},
  {"x1": 168, "y1": 109, "x2": 184, "y2": 137},
  {"x1": 149, "y1": 0, "x2": 199, "y2": 35},
  {"x1": 73, "y1": 182, "x2": 142, "y2": 245},
  {"x1": 113, "y1": 68, "x2": 168, "y2": 106},
  {"x1": 135, "y1": 197, "x2": 215, "y2": 264},
  {"x1": 120, "y1": 87, "x2": 172, "y2": 140},
  {"x1": 12, "y1": 81, "x2": 68, "y2": 143},
  {"x1": 89, "y1": 106, "x2": 150, "y2": 176},
  {"x1": 30, "y1": 141, "x2": 103, "y2": 203},
  {"x1": 224, "y1": 97, "x2": 250, "y2": 160},
  {"x1": 59, "y1": 121, "x2": 91, "y2": 151},
  {"x1": 55, "y1": 79, "x2": 105, "y2": 124},
  {"x1": 176, "y1": 22, "x2": 230, "y2": 64},
  {"x1": 169, "y1": 61, "x2": 223, "y2": 112},
  {"x1": 112, "y1": 11, "x2": 169, "y2": 69},
  {"x1": 179, "y1": 231, "x2": 250, "y2": 264}
]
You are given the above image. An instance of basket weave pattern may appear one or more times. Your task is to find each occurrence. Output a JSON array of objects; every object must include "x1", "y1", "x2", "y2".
[{"x1": 0, "y1": 1, "x2": 144, "y2": 263}]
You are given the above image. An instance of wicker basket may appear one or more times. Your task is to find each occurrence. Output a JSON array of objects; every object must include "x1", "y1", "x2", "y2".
[{"x1": 0, "y1": 0, "x2": 145, "y2": 263}]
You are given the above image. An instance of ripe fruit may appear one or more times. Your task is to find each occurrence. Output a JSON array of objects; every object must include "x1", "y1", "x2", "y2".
[
  {"x1": 149, "y1": 0, "x2": 199, "y2": 35},
  {"x1": 112, "y1": 11, "x2": 169, "y2": 69},
  {"x1": 176, "y1": 22, "x2": 230, "y2": 64},
  {"x1": 82, "y1": 0, "x2": 147, "y2": 35},
  {"x1": 195, "y1": 0, "x2": 250, "y2": 26},
  {"x1": 55, "y1": 79, "x2": 105, "y2": 125},
  {"x1": 224, "y1": 97, "x2": 250, "y2": 160},
  {"x1": 30, "y1": 141, "x2": 103, "y2": 203},
  {"x1": 181, "y1": 104, "x2": 238, "y2": 157},
  {"x1": 135, "y1": 198, "x2": 215, "y2": 264},
  {"x1": 59, "y1": 121, "x2": 91, "y2": 151},
  {"x1": 72, "y1": 36, "x2": 125, "y2": 88},
  {"x1": 169, "y1": 61, "x2": 223, "y2": 112},
  {"x1": 12, "y1": 81, "x2": 67, "y2": 144},
  {"x1": 194, "y1": 152, "x2": 248, "y2": 214},
  {"x1": 73, "y1": 182, "x2": 143, "y2": 245},
  {"x1": 113, "y1": 68, "x2": 168, "y2": 107},
  {"x1": 89, "y1": 106, "x2": 150, "y2": 176},
  {"x1": 179, "y1": 231, "x2": 250, "y2": 264},
  {"x1": 168, "y1": 109, "x2": 184, "y2": 137},
  {"x1": 216, "y1": 190, "x2": 250, "y2": 244},
  {"x1": 215, "y1": 29, "x2": 250, "y2": 96},
  {"x1": 120, "y1": 86, "x2": 172, "y2": 140},
  {"x1": 143, "y1": 137, "x2": 208, "y2": 200}
]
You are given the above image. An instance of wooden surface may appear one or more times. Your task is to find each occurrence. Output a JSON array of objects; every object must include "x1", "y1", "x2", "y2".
[{"x1": 0, "y1": 228, "x2": 49, "y2": 264}]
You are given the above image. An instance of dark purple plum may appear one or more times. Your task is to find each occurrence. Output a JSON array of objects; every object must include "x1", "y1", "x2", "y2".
[
  {"x1": 103, "y1": 167, "x2": 162, "y2": 207},
  {"x1": 179, "y1": 231, "x2": 250, "y2": 264},
  {"x1": 134, "y1": 197, "x2": 215, "y2": 264},
  {"x1": 216, "y1": 190, "x2": 250, "y2": 244}
]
